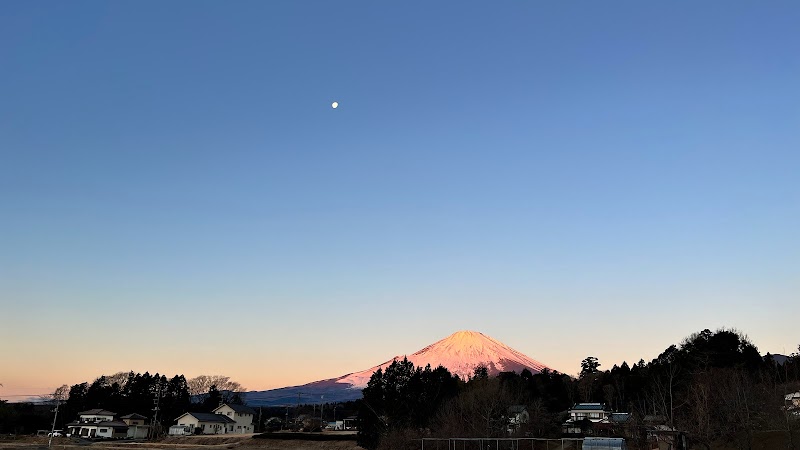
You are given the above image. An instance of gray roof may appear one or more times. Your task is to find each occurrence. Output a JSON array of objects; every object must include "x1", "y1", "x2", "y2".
[
  {"x1": 79, "y1": 409, "x2": 116, "y2": 416},
  {"x1": 68, "y1": 420, "x2": 128, "y2": 428},
  {"x1": 182, "y1": 412, "x2": 236, "y2": 424},
  {"x1": 98, "y1": 421, "x2": 129, "y2": 428},
  {"x1": 120, "y1": 413, "x2": 148, "y2": 420},
  {"x1": 508, "y1": 405, "x2": 527, "y2": 414},
  {"x1": 571, "y1": 403, "x2": 607, "y2": 411},
  {"x1": 609, "y1": 413, "x2": 630, "y2": 423},
  {"x1": 643, "y1": 415, "x2": 667, "y2": 423}
]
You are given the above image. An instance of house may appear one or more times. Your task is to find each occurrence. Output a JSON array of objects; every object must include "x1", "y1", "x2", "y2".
[
  {"x1": 75, "y1": 409, "x2": 115, "y2": 423},
  {"x1": 325, "y1": 420, "x2": 344, "y2": 431},
  {"x1": 639, "y1": 415, "x2": 688, "y2": 450},
  {"x1": 212, "y1": 403, "x2": 256, "y2": 433},
  {"x1": 507, "y1": 405, "x2": 529, "y2": 433},
  {"x1": 171, "y1": 412, "x2": 236, "y2": 435},
  {"x1": 65, "y1": 409, "x2": 132, "y2": 439},
  {"x1": 120, "y1": 413, "x2": 149, "y2": 439},
  {"x1": 562, "y1": 403, "x2": 615, "y2": 436},
  {"x1": 343, "y1": 416, "x2": 358, "y2": 430},
  {"x1": 590, "y1": 412, "x2": 632, "y2": 439},
  {"x1": 568, "y1": 403, "x2": 612, "y2": 422},
  {"x1": 786, "y1": 391, "x2": 800, "y2": 412}
]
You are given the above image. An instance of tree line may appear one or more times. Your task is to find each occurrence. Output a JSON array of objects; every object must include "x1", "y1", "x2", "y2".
[
  {"x1": 0, "y1": 373, "x2": 246, "y2": 435},
  {"x1": 357, "y1": 329, "x2": 800, "y2": 450}
]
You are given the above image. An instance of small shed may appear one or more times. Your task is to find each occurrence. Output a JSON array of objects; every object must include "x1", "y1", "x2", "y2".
[
  {"x1": 168, "y1": 425, "x2": 192, "y2": 436},
  {"x1": 583, "y1": 437, "x2": 627, "y2": 450}
]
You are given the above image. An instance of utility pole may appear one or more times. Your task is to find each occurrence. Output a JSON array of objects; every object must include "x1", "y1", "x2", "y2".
[
  {"x1": 47, "y1": 399, "x2": 60, "y2": 448},
  {"x1": 150, "y1": 382, "x2": 162, "y2": 439},
  {"x1": 296, "y1": 392, "x2": 305, "y2": 421}
]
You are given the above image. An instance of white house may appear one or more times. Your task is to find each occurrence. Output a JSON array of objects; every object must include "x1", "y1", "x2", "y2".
[
  {"x1": 66, "y1": 409, "x2": 130, "y2": 438},
  {"x1": 568, "y1": 403, "x2": 611, "y2": 422},
  {"x1": 562, "y1": 403, "x2": 614, "y2": 435},
  {"x1": 75, "y1": 409, "x2": 115, "y2": 423},
  {"x1": 213, "y1": 403, "x2": 256, "y2": 434},
  {"x1": 172, "y1": 412, "x2": 236, "y2": 435}
]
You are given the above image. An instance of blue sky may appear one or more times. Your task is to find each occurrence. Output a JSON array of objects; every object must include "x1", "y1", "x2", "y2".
[{"x1": 1, "y1": 1, "x2": 798, "y2": 396}]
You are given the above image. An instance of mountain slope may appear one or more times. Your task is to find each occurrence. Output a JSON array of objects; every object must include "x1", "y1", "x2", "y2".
[
  {"x1": 247, "y1": 330, "x2": 552, "y2": 406},
  {"x1": 337, "y1": 330, "x2": 551, "y2": 388}
]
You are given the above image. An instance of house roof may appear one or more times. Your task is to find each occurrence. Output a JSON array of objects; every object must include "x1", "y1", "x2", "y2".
[
  {"x1": 643, "y1": 415, "x2": 667, "y2": 423},
  {"x1": 570, "y1": 403, "x2": 607, "y2": 411},
  {"x1": 67, "y1": 420, "x2": 128, "y2": 428},
  {"x1": 215, "y1": 403, "x2": 255, "y2": 414},
  {"x1": 179, "y1": 412, "x2": 236, "y2": 424},
  {"x1": 608, "y1": 413, "x2": 630, "y2": 423},
  {"x1": 79, "y1": 409, "x2": 116, "y2": 416},
  {"x1": 508, "y1": 405, "x2": 527, "y2": 414},
  {"x1": 120, "y1": 413, "x2": 148, "y2": 420},
  {"x1": 98, "y1": 421, "x2": 129, "y2": 428},
  {"x1": 785, "y1": 392, "x2": 800, "y2": 400}
]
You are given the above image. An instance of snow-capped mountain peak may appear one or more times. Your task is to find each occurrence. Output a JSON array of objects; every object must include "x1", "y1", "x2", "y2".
[
  {"x1": 246, "y1": 330, "x2": 554, "y2": 406},
  {"x1": 337, "y1": 330, "x2": 552, "y2": 388}
]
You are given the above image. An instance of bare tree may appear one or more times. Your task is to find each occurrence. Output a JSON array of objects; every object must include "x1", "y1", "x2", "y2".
[
  {"x1": 435, "y1": 378, "x2": 511, "y2": 437},
  {"x1": 101, "y1": 372, "x2": 130, "y2": 388},
  {"x1": 38, "y1": 384, "x2": 69, "y2": 405},
  {"x1": 47, "y1": 385, "x2": 69, "y2": 448},
  {"x1": 187, "y1": 375, "x2": 245, "y2": 403}
]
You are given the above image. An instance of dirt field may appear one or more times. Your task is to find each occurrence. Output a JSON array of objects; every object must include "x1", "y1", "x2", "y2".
[{"x1": 0, "y1": 435, "x2": 361, "y2": 450}]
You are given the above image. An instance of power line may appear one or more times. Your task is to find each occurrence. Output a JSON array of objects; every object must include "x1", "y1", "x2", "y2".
[{"x1": 1, "y1": 394, "x2": 54, "y2": 397}]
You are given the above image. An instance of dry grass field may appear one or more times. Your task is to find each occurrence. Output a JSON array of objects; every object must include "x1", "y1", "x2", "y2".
[{"x1": 0, "y1": 434, "x2": 361, "y2": 450}]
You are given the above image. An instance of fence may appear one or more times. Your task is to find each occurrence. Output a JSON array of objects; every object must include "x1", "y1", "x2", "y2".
[{"x1": 420, "y1": 438, "x2": 584, "y2": 450}]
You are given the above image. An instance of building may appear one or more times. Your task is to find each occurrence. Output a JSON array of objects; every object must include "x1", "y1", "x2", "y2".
[
  {"x1": 786, "y1": 391, "x2": 800, "y2": 412},
  {"x1": 507, "y1": 405, "x2": 529, "y2": 433},
  {"x1": 562, "y1": 403, "x2": 615, "y2": 436},
  {"x1": 120, "y1": 413, "x2": 149, "y2": 439},
  {"x1": 65, "y1": 409, "x2": 132, "y2": 439},
  {"x1": 212, "y1": 403, "x2": 256, "y2": 433},
  {"x1": 75, "y1": 409, "x2": 115, "y2": 423},
  {"x1": 171, "y1": 412, "x2": 236, "y2": 435},
  {"x1": 583, "y1": 437, "x2": 627, "y2": 449},
  {"x1": 568, "y1": 403, "x2": 612, "y2": 422}
]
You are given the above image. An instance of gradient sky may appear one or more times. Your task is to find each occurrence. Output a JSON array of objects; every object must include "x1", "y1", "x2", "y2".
[{"x1": 1, "y1": 1, "x2": 799, "y2": 399}]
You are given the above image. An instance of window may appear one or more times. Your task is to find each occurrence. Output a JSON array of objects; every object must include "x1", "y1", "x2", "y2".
[{"x1": 99, "y1": 429, "x2": 108, "y2": 433}]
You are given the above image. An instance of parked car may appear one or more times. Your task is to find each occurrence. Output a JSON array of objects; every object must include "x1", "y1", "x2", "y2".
[{"x1": 48, "y1": 431, "x2": 63, "y2": 437}]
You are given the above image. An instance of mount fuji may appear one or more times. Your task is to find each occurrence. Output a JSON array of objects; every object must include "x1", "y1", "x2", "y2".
[{"x1": 246, "y1": 330, "x2": 553, "y2": 406}]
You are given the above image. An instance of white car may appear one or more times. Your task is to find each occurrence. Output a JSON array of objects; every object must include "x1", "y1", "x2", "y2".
[{"x1": 48, "y1": 431, "x2": 63, "y2": 437}]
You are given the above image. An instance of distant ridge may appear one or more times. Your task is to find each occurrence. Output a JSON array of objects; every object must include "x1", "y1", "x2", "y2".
[{"x1": 247, "y1": 330, "x2": 553, "y2": 406}]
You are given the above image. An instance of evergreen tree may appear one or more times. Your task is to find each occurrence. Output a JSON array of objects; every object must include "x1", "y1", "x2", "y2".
[{"x1": 202, "y1": 385, "x2": 222, "y2": 412}]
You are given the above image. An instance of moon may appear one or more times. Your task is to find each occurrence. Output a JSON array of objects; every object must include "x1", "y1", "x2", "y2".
[{"x1": 331, "y1": 101, "x2": 338, "y2": 109}]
